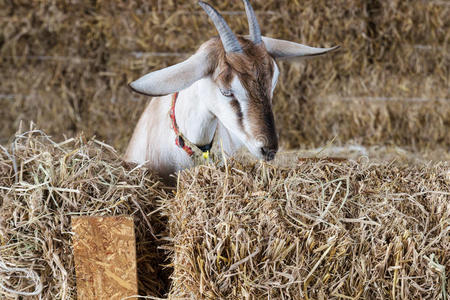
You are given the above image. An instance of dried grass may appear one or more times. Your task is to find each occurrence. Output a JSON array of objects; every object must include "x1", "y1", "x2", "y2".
[
  {"x1": 0, "y1": 124, "x2": 448, "y2": 299},
  {"x1": 163, "y1": 158, "x2": 449, "y2": 299},
  {"x1": 0, "y1": 125, "x2": 171, "y2": 299},
  {"x1": 279, "y1": 98, "x2": 450, "y2": 151},
  {"x1": 1, "y1": 0, "x2": 448, "y2": 150}
]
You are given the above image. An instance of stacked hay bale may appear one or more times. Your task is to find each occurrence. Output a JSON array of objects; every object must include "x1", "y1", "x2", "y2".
[
  {"x1": 0, "y1": 126, "x2": 448, "y2": 298},
  {"x1": 163, "y1": 159, "x2": 449, "y2": 299},
  {"x1": 0, "y1": 127, "x2": 170, "y2": 298},
  {"x1": 1, "y1": 0, "x2": 448, "y2": 151}
]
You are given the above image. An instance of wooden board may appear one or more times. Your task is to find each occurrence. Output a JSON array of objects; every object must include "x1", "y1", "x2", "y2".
[{"x1": 72, "y1": 216, "x2": 138, "y2": 300}]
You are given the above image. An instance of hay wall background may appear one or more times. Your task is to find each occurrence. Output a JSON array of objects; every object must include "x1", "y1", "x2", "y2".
[{"x1": 1, "y1": 0, "x2": 449, "y2": 151}]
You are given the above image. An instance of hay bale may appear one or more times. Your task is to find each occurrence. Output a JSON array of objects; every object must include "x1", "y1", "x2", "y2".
[
  {"x1": 278, "y1": 97, "x2": 450, "y2": 151},
  {"x1": 163, "y1": 159, "x2": 449, "y2": 299},
  {"x1": 244, "y1": 143, "x2": 450, "y2": 167},
  {"x1": 0, "y1": 126, "x2": 171, "y2": 298}
]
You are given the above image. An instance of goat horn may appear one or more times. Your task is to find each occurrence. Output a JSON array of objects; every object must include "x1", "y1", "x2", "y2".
[
  {"x1": 199, "y1": 1, "x2": 243, "y2": 53},
  {"x1": 242, "y1": 0, "x2": 262, "y2": 45}
]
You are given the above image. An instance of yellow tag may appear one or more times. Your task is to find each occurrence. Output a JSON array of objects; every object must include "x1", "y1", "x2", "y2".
[{"x1": 202, "y1": 151, "x2": 209, "y2": 160}]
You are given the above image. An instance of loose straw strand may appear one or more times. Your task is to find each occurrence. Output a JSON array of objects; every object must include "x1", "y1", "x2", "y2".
[{"x1": 0, "y1": 260, "x2": 43, "y2": 297}]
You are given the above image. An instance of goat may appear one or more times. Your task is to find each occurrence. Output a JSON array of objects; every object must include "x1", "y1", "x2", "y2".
[{"x1": 125, "y1": 0, "x2": 338, "y2": 180}]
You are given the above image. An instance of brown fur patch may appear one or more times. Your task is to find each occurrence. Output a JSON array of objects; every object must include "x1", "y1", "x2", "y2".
[{"x1": 230, "y1": 99, "x2": 244, "y2": 128}]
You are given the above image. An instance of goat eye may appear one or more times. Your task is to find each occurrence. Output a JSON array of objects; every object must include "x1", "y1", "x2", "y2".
[{"x1": 220, "y1": 89, "x2": 233, "y2": 98}]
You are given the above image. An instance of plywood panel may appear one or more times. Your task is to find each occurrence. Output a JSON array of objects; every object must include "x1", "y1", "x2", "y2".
[{"x1": 72, "y1": 216, "x2": 138, "y2": 300}]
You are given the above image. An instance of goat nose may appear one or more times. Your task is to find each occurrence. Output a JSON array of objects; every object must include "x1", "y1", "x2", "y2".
[{"x1": 260, "y1": 147, "x2": 277, "y2": 161}]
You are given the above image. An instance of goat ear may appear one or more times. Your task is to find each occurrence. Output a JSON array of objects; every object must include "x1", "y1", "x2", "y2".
[
  {"x1": 129, "y1": 50, "x2": 211, "y2": 97},
  {"x1": 262, "y1": 36, "x2": 339, "y2": 60}
]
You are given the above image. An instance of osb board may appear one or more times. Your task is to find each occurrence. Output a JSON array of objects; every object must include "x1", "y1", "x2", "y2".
[{"x1": 72, "y1": 216, "x2": 138, "y2": 300}]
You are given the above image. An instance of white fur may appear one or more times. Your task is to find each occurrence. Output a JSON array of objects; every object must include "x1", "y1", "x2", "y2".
[{"x1": 125, "y1": 78, "x2": 233, "y2": 179}]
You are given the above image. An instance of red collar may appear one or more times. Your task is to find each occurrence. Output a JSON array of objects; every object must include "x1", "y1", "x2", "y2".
[{"x1": 170, "y1": 92, "x2": 195, "y2": 156}]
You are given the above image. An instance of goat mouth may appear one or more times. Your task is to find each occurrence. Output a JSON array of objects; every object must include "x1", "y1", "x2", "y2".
[
  {"x1": 243, "y1": 136, "x2": 278, "y2": 161},
  {"x1": 246, "y1": 143, "x2": 277, "y2": 161}
]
